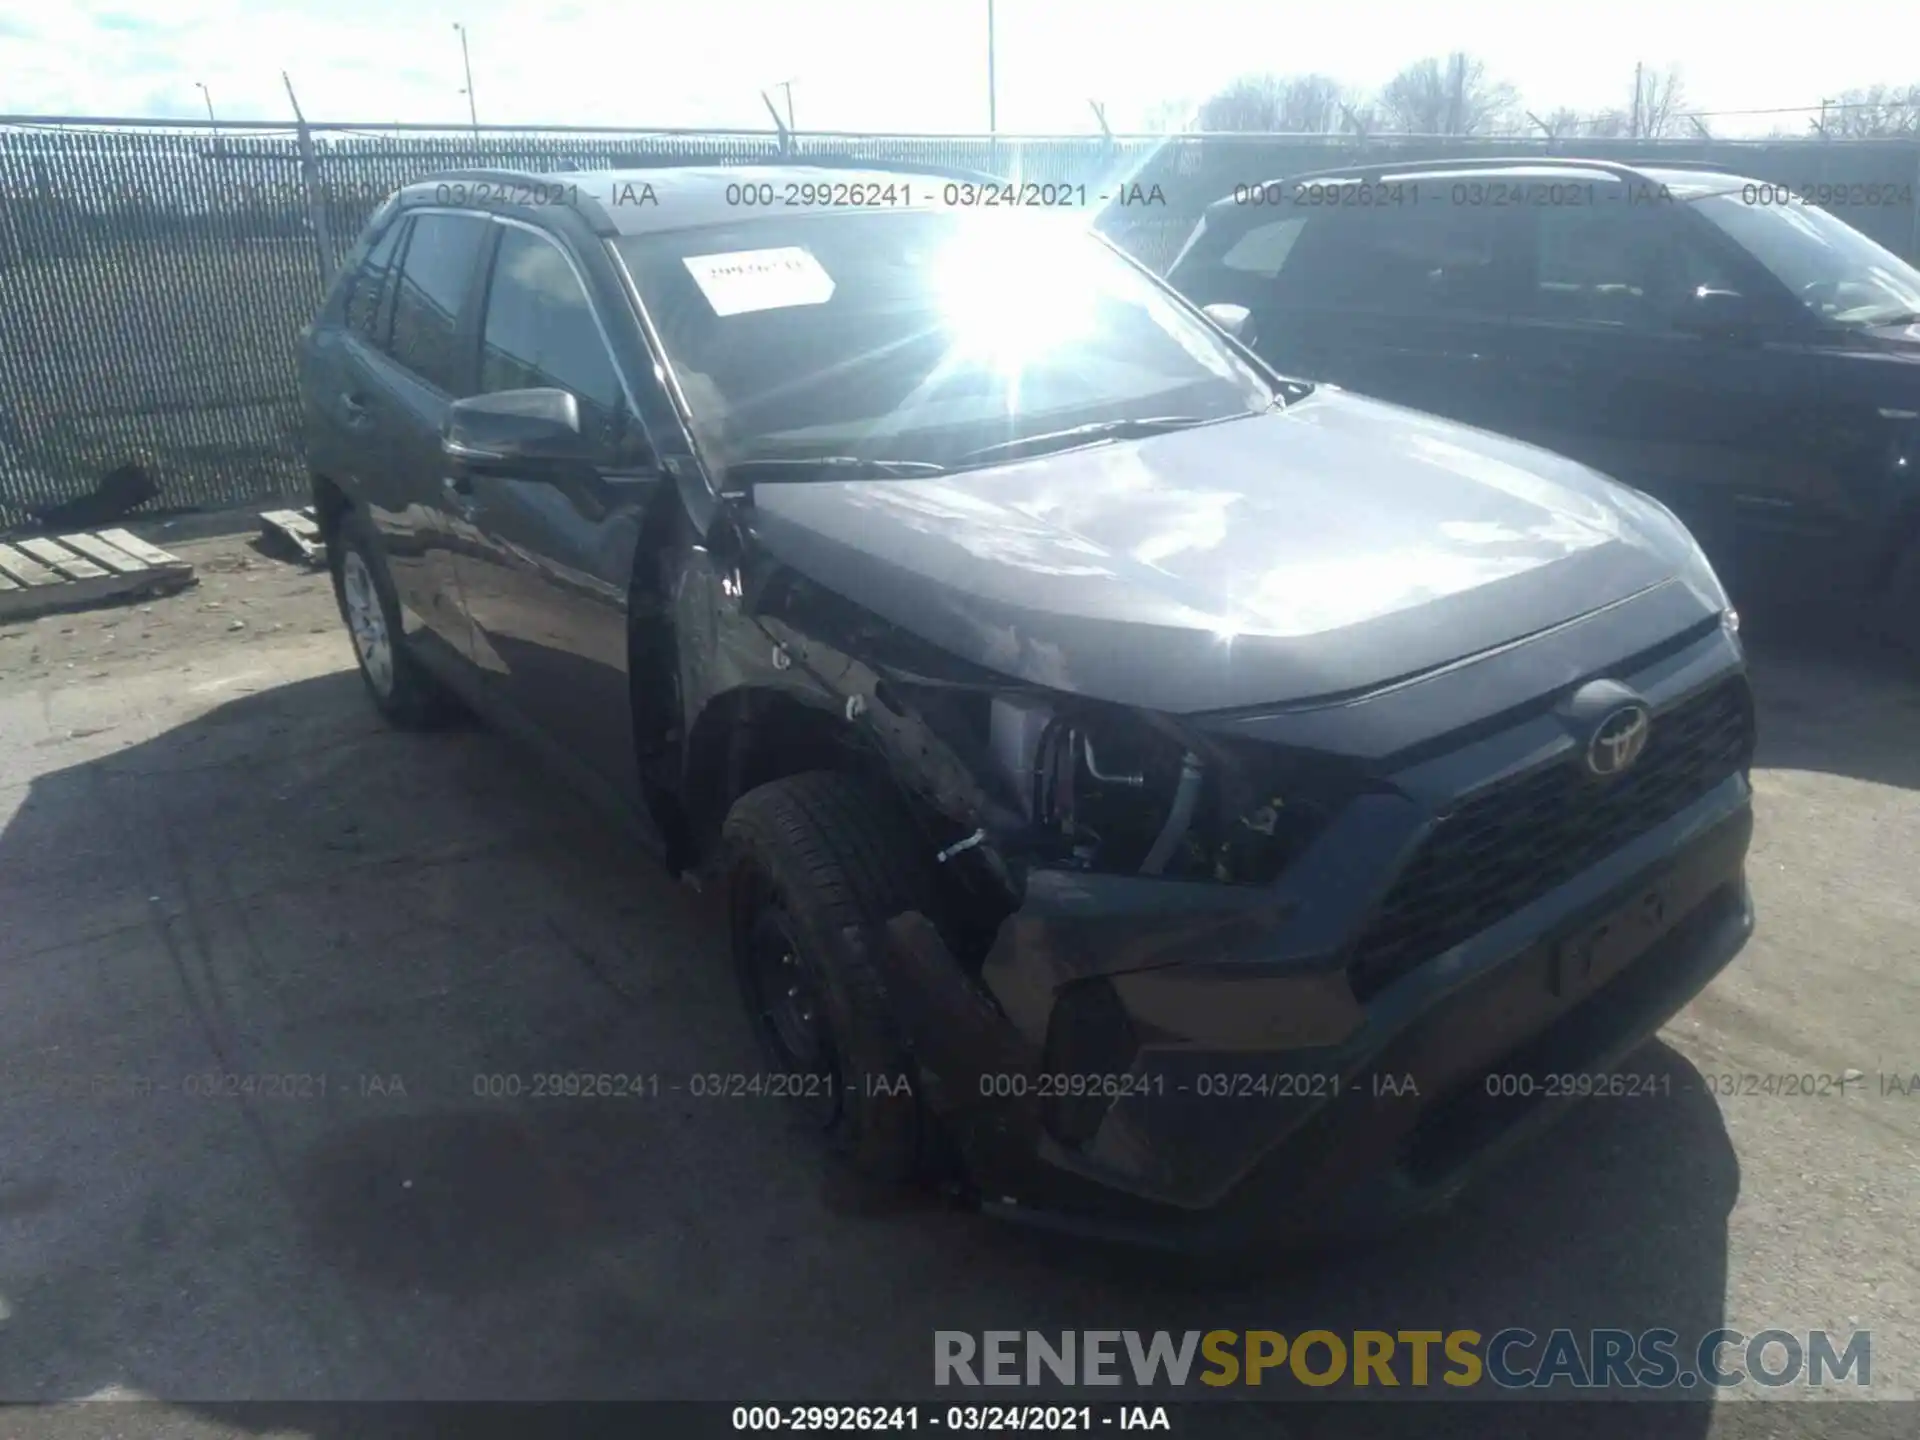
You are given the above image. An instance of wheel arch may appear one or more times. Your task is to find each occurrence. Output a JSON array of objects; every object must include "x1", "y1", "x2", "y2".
[{"x1": 681, "y1": 684, "x2": 887, "y2": 867}]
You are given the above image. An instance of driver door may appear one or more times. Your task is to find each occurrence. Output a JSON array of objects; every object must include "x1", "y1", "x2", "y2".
[
  {"x1": 1489, "y1": 194, "x2": 1856, "y2": 594},
  {"x1": 447, "y1": 221, "x2": 668, "y2": 803}
]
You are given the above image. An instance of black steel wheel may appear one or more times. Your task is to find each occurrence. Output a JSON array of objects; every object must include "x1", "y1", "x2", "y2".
[{"x1": 720, "y1": 771, "x2": 932, "y2": 1183}]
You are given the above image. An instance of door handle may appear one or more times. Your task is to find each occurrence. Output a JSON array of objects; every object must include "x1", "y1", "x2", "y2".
[{"x1": 339, "y1": 393, "x2": 371, "y2": 427}]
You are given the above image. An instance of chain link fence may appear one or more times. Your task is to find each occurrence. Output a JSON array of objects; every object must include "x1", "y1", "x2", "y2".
[{"x1": 3, "y1": 118, "x2": 1918, "y2": 526}]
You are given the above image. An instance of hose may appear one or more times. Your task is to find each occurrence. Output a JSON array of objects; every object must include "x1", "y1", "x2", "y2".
[{"x1": 1139, "y1": 751, "x2": 1204, "y2": 876}]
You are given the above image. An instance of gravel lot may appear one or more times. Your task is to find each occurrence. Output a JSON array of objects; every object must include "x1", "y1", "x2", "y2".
[{"x1": 0, "y1": 530, "x2": 1916, "y2": 1435}]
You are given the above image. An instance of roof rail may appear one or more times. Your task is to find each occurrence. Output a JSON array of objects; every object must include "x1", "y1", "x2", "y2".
[
  {"x1": 762, "y1": 152, "x2": 1012, "y2": 186},
  {"x1": 544, "y1": 151, "x2": 1012, "y2": 187},
  {"x1": 1608, "y1": 157, "x2": 1746, "y2": 172},
  {"x1": 1207, "y1": 152, "x2": 1687, "y2": 206},
  {"x1": 403, "y1": 167, "x2": 556, "y2": 193},
  {"x1": 401, "y1": 166, "x2": 622, "y2": 234}
]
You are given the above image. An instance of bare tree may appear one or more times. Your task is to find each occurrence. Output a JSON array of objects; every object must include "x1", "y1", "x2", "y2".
[
  {"x1": 1139, "y1": 96, "x2": 1201, "y2": 133},
  {"x1": 1536, "y1": 106, "x2": 1629, "y2": 139},
  {"x1": 1636, "y1": 64, "x2": 1689, "y2": 138},
  {"x1": 1825, "y1": 83, "x2": 1920, "y2": 137},
  {"x1": 1534, "y1": 107, "x2": 1584, "y2": 139},
  {"x1": 1374, "y1": 53, "x2": 1519, "y2": 136},
  {"x1": 1188, "y1": 73, "x2": 1354, "y2": 133},
  {"x1": 1541, "y1": 62, "x2": 1682, "y2": 141}
]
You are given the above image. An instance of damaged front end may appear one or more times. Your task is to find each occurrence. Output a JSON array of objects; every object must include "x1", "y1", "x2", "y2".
[
  {"x1": 746, "y1": 561, "x2": 1755, "y2": 1255},
  {"x1": 746, "y1": 584, "x2": 1380, "y2": 1229}
]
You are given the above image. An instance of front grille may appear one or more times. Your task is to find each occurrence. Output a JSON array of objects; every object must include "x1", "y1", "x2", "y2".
[{"x1": 1346, "y1": 675, "x2": 1753, "y2": 1001}]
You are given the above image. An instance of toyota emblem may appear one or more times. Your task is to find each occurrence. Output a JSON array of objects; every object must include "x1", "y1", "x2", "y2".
[{"x1": 1587, "y1": 704, "x2": 1652, "y2": 777}]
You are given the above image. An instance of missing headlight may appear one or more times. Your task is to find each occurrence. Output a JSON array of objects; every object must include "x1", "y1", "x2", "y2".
[
  {"x1": 986, "y1": 699, "x2": 1332, "y2": 884},
  {"x1": 989, "y1": 698, "x2": 1197, "y2": 873}
]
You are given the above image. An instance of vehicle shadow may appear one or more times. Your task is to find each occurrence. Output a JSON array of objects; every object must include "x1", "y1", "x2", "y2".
[
  {"x1": 0, "y1": 668, "x2": 1735, "y2": 1433},
  {"x1": 1739, "y1": 611, "x2": 1920, "y2": 792}
]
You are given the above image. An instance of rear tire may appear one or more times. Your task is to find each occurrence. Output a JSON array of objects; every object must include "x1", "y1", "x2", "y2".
[
  {"x1": 720, "y1": 772, "x2": 932, "y2": 1185},
  {"x1": 331, "y1": 508, "x2": 461, "y2": 729}
]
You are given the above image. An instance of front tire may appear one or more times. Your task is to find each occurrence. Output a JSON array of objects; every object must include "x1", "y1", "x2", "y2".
[
  {"x1": 331, "y1": 508, "x2": 460, "y2": 729},
  {"x1": 720, "y1": 772, "x2": 932, "y2": 1185}
]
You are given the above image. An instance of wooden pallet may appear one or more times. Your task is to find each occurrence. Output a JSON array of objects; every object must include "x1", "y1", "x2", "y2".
[
  {"x1": 0, "y1": 528, "x2": 197, "y2": 622},
  {"x1": 259, "y1": 507, "x2": 327, "y2": 567}
]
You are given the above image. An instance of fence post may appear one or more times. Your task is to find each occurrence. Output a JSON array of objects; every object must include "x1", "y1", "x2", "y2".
[{"x1": 295, "y1": 118, "x2": 335, "y2": 284}]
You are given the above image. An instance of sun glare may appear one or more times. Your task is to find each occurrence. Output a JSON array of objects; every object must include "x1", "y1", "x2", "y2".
[{"x1": 931, "y1": 217, "x2": 1104, "y2": 373}]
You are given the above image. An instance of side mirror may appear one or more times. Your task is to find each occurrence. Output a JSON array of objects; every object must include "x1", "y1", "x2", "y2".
[
  {"x1": 1675, "y1": 287, "x2": 1761, "y2": 341},
  {"x1": 1203, "y1": 302, "x2": 1254, "y2": 342},
  {"x1": 443, "y1": 388, "x2": 591, "y2": 468}
]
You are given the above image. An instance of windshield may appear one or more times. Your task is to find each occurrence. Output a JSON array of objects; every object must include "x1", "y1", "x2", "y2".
[
  {"x1": 1686, "y1": 187, "x2": 1920, "y2": 326},
  {"x1": 612, "y1": 209, "x2": 1276, "y2": 476}
]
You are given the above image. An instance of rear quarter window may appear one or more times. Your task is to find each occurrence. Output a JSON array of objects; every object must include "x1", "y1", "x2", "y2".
[
  {"x1": 343, "y1": 218, "x2": 405, "y2": 346},
  {"x1": 1219, "y1": 217, "x2": 1309, "y2": 277},
  {"x1": 1172, "y1": 214, "x2": 1311, "y2": 307}
]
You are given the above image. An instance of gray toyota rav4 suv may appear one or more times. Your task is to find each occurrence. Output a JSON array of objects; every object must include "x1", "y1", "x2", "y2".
[{"x1": 299, "y1": 161, "x2": 1756, "y2": 1253}]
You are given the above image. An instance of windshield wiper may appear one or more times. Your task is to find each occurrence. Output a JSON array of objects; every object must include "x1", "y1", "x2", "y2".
[
  {"x1": 722, "y1": 455, "x2": 948, "y2": 483},
  {"x1": 953, "y1": 413, "x2": 1252, "y2": 468}
]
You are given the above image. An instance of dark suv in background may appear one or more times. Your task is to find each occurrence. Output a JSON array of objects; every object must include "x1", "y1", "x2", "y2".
[
  {"x1": 300, "y1": 161, "x2": 1755, "y2": 1253},
  {"x1": 1166, "y1": 158, "x2": 1920, "y2": 652}
]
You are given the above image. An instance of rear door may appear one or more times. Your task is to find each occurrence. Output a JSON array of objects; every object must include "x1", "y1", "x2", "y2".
[
  {"x1": 376, "y1": 211, "x2": 495, "y2": 664},
  {"x1": 336, "y1": 209, "x2": 492, "y2": 666}
]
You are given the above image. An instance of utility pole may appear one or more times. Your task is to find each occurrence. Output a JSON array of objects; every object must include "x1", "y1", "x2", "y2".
[
  {"x1": 775, "y1": 80, "x2": 796, "y2": 133},
  {"x1": 986, "y1": 0, "x2": 998, "y2": 134},
  {"x1": 1631, "y1": 61, "x2": 1643, "y2": 138},
  {"x1": 453, "y1": 22, "x2": 479, "y2": 139}
]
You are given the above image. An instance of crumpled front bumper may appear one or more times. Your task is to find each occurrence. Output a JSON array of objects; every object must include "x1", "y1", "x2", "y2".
[{"x1": 872, "y1": 782, "x2": 1753, "y2": 1256}]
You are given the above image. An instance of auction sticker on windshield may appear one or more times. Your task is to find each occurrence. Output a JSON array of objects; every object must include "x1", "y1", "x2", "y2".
[{"x1": 682, "y1": 246, "x2": 836, "y2": 316}]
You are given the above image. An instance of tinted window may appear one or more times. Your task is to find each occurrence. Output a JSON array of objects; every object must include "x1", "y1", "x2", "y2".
[
  {"x1": 1270, "y1": 202, "x2": 1507, "y2": 318},
  {"x1": 345, "y1": 218, "x2": 404, "y2": 345},
  {"x1": 480, "y1": 227, "x2": 631, "y2": 456},
  {"x1": 1525, "y1": 203, "x2": 1665, "y2": 326},
  {"x1": 1520, "y1": 202, "x2": 1747, "y2": 331},
  {"x1": 388, "y1": 213, "x2": 487, "y2": 392}
]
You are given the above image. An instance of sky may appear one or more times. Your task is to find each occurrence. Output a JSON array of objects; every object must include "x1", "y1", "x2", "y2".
[{"x1": 1, "y1": 0, "x2": 1915, "y2": 137}]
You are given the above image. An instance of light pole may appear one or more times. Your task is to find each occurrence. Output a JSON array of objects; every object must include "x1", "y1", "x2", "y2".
[
  {"x1": 774, "y1": 79, "x2": 796, "y2": 133},
  {"x1": 195, "y1": 81, "x2": 221, "y2": 152},
  {"x1": 986, "y1": 0, "x2": 997, "y2": 135},
  {"x1": 453, "y1": 22, "x2": 479, "y2": 138}
]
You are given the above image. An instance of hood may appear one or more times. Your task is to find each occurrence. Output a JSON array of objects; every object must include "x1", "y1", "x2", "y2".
[{"x1": 747, "y1": 389, "x2": 1727, "y2": 714}]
